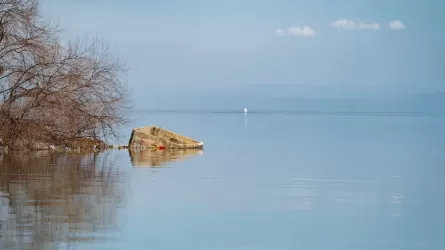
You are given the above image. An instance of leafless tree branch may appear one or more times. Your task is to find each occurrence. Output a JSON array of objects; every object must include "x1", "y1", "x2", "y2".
[{"x1": 0, "y1": 0, "x2": 131, "y2": 150}]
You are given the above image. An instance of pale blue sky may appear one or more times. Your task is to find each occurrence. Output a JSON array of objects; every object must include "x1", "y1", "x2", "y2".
[{"x1": 39, "y1": 0, "x2": 444, "y2": 108}]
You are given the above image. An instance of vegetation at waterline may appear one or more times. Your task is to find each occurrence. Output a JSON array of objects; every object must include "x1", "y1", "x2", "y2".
[{"x1": 0, "y1": 0, "x2": 131, "y2": 151}]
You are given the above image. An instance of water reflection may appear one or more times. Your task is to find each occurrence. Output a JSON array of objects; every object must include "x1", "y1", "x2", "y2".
[
  {"x1": 128, "y1": 148, "x2": 203, "y2": 167},
  {"x1": 0, "y1": 151, "x2": 128, "y2": 250},
  {"x1": 272, "y1": 176, "x2": 404, "y2": 217}
]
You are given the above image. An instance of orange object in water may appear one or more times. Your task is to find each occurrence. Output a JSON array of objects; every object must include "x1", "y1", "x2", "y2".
[{"x1": 159, "y1": 146, "x2": 165, "y2": 150}]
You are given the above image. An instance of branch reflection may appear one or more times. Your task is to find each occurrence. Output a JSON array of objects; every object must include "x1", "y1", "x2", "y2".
[{"x1": 0, "y1": 151, "x2": 128, "y2": 250}]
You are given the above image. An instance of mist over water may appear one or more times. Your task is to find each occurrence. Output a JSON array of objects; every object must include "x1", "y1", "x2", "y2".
[{"x1": 134, "y1": 90, "x2": 445, "y2": 116}]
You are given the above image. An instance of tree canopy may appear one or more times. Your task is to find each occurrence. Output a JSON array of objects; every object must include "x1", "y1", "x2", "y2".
[{"x1": 0, "y1": 0, "x2": 130, "y2": 149}]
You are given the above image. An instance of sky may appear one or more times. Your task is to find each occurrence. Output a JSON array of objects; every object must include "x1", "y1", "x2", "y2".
[{"x1": 39, "y1": 0, "x2": 444, "y2": 108}]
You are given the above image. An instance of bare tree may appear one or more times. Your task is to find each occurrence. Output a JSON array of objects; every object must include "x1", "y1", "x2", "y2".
[
  {"x1": 0, "y1": 0, "x2": 130, "y2": 150},
  {"x1": 0, "y1": 0, "x2": 57, "y2": 146}
]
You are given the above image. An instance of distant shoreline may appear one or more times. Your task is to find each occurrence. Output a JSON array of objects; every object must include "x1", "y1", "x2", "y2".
[{"x1": 131, "y1": 109, "x2": 441, "y2": 116}]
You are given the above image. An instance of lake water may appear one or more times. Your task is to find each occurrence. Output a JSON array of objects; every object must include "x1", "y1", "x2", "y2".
[{"x1": 1, "y1": 111, "x2": 444, "y2": 250}]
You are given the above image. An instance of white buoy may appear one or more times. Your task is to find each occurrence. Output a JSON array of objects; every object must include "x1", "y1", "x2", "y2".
[{"x1": 244, "y1": 108, "x2": 248, "y2": 113}]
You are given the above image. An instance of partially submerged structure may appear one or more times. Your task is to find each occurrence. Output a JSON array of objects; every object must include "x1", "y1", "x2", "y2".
[{"x1": 128, "y1": 126, "x2": 204, "y2": 150}]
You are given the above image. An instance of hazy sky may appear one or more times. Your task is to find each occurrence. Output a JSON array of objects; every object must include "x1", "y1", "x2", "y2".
[{"x1": 39, "y1": 0, "x2": 444, "y2": 104}]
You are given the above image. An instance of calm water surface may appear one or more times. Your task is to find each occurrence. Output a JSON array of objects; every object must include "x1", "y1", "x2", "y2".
[{"x1": 1, "y1": 112, "x2": 444, "y2": 250}]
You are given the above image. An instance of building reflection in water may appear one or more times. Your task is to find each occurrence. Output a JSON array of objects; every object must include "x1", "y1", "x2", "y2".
[
  {"x1": 129, "y1": 148, "x2": 203, "y2": 168},
  {"x1": 0, "y1": 151, "x2": 128, "y2": 250}
]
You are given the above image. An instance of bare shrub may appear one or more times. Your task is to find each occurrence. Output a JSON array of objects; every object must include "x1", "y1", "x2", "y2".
[{"x1": 0, "y1": 0, "x2": 130, "y2": 149}]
